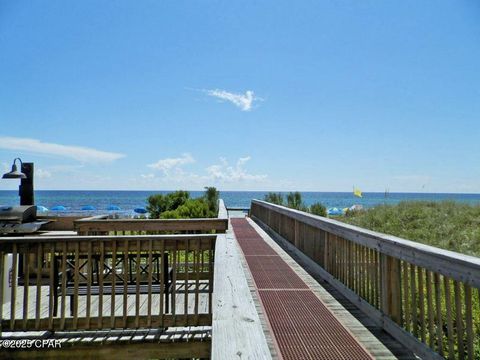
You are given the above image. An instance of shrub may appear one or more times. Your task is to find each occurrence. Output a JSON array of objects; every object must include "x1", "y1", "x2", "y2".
[
  {"x1": 204, "y1": 186, "x2": 219, "y2": 215},
  {"x1": 287, "y1": 191, "x2": 307, "y2": 211},
  {"x1": 146, "y1": 190, "x2": 190, "y2": 218},
  {"x1": 147, "y1": 187, "x2": 219, "y2": 219},
  {"x1": 161, "y1": 199, "x2": 211, "y2": 219},
  {"x1": 264, "y1": 192, "x2": 284, "y2": 205},
  {"x1": 309, "y1": 202, "x2": 327, "y2": 217}
]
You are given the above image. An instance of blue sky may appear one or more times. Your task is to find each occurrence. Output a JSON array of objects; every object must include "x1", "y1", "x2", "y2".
[{"x1": 1, "y1": 1, "x2": 479, "y2": 192}]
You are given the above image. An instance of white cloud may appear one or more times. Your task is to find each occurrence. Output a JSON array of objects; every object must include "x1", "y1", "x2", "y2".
[
  {"x1": 141, "y1": 154, "x2": 267, "y2": 189},
  {"x1": 206, "y1": 156, "x2": 267, "y2": 182},
  {"x1": 148, "y1": 153, "x2": 194, "y2": 173},
  {"x1": 205, "y1": 89, "x2": 260, "y2": 111},
  {"x1": 36, "y1": 168, "x2": 52, "y2": 179},
  {"x1": 0, "y1": 136, "x2": 125, "y2": 162}
]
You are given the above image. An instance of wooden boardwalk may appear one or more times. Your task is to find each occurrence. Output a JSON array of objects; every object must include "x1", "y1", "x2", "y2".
[{"x1": 231, "y1": 217, "x2": 397, "y2": 360}]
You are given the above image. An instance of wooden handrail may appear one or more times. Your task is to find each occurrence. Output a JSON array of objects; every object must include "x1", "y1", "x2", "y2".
[
  {"x1": 74, "y1": 199, "x2": 229, "y2": 234},
  {"x1": 251, "y1": 199, "x2": 480, "y2": 360},
  {"x1": 252, "y1": 200, "x2": 480, "y2": 287}
]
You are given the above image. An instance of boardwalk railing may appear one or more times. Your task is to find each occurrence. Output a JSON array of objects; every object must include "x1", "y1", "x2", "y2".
[
  {"x1": 74, "y1": 200, "x2": 228, "y2": 235},
  {"x1": 0, "y1": 233, "x2": 216, "y2": 333},
  {"x1": 251, "y1": 200, "x2": 480, "y2": 360}
]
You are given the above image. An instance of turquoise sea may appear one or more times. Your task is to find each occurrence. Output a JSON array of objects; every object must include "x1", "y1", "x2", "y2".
[{"x1": 0, "y1": 190, "x2": 479, "y2": 215}]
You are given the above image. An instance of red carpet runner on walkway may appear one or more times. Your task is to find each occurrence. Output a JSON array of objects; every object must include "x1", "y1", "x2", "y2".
[{"x1": 231, "y1": 218, "x2": 373, "y2": 360}]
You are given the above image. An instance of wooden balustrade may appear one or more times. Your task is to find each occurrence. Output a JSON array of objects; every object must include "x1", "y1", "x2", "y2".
[
  {"x1": 74, "y1": 199, "x2": 228, "y2": 235},
  {"x1": 0, "y1": 234, "x2": 216, "y2": 333},
  {"x1": 251, "y1": 200, "x2": 480, "y2": 360}
]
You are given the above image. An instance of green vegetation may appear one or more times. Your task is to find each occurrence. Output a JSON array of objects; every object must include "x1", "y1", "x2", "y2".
[
  {"x1": 341, "y1": 201, "x2": 480, "y2": 357},
  {"x1": 147, "y1": 187, "x2": 219, "y2": 219},
  {"x1": 287, "y1": 191, "x2": 307, "y2": 211},
  {"x1": 309, "y1": 202, "x2": 327, "y2": 217},
  {"x1": 340, "y1": 201, "x2": 480, "y2": 257},
  {"x1": 264, "y1": 192, "x2": 327, "y2": 217},
  {"x1": 264, "y1": 192, "x2": 285, "y2": 205}
]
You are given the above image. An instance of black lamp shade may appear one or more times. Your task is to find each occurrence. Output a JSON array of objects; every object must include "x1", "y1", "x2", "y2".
[{"x1": 2, "y1": 163, "x2": 27, "y2": 179}]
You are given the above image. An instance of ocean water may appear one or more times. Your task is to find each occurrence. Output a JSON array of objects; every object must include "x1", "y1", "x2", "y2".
[{"x1": 0, "y1": 190, "x2": 479, "y2": 215}]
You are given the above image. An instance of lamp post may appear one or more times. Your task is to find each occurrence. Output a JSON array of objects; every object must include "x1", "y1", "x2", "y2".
[{"x1": 2, "y1": 158, "x2": 35, "y2": 205}]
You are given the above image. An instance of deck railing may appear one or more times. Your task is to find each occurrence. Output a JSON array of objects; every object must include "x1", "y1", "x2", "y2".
[
  {"x1": 74, "y1": 199, "x2": 228, "y2": 235},
  {"x1": 0, "y1": 233, "x2": 216, "y2": 333},
  {"x1": 251, "y1": 200, "x2": 480, "y2": 360}
]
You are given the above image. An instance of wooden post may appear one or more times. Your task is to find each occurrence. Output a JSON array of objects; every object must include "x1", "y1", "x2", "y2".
[
  {"x1": 294, "y1": 220, "x2": 300, "y2": 248},
  {"x1": 380, "y1": 254, "x2": 402, "y2": 324},
  {"x1": 0, "y1": 251, "x2": 4, "y2": 336}
]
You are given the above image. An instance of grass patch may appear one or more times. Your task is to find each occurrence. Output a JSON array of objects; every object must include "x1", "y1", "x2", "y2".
[{"x1": 339, "y1": 201, "x2": 480, "y2": 257}]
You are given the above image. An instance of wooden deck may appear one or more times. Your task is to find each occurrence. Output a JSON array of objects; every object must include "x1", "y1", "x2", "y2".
[
  {"x1": 2, "y1": 282, "x2": 210, "y2": 324},
  {"x1": 1, "y1": 282, "x2": 211, "y2": 359}
]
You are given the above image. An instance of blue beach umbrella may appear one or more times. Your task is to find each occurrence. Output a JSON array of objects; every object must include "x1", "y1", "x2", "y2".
[
  {"x1": 81, "y1": 205, "x2": 96, "y2": 211},
  {"x1": 327, "y1": 207, "x2": 344, "y2": 216},
  {"x1": 134, "y1": 207, "x2": 147, "y2": 214},
  {"x1": 36, "y1": 206, "x2": 49, "y2": 212},
  {"x1": 107, "y1": 205, "x2": 121, "y2": 211},
  {"x1": 51, "y1": 205, "x2": 66, "y2": 211}
]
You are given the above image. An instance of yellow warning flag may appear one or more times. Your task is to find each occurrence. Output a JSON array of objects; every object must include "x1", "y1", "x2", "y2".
[{"x1": 353, "y1": 188, "x2": 362, "y2": 198}]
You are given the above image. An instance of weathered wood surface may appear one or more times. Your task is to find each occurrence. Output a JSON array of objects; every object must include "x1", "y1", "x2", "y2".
[
  {"x1": 38, "y1": 216, "x2": 85, "y2": 231},
  {"x1": 211, "y1": 233, "x2": 272, "y2": 360},
  {"x1": 2, "y1": 282, "x2": 210, "y2": 331},
  {"x1": 1, "y1": 328, "x2": 211, "y2": 359},
  {"x1": 217, "y1": 199, "x2": 228, "y2": 220},
  {"x1": 74, "y1": 218, "x2": 228, "y2": 233}
]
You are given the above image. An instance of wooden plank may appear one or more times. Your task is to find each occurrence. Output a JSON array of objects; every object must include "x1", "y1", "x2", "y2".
[
  {"x1": 123, "y1": 239, "x2": 129, "y2": 328},
  {"x1": 73, "y1": 242, "x2": 80, "y2": 329},
  {"x1": 172, "y1": 241, "x2": 178, "y2": 326},
  {"x1": 22, "y1": 244, "x2": 29, "y2": 331},
  {"x1": 74, "y1": 218, "x2": 228, "y2": 233},
  {"x1": 418, "y1": 266, "x2": 426, "y2": 343},
  {"x1": 110, "y1": 240, "x2": 116, "y2": 329},
  {"x1": 135, "y1": 239, "x2": 141, "y2": 328},
  {"x1": 464, "y1": 283, "x2": 473, "y2": 360},
  {"x1": 195, "y1": 239, "x2": 200, "y2": 325},
  {"x1": 454, "y1": 280, "x2": 465, "y2": 360},
  {"x1": 60, "y1": 242, "x2": 67, "y2": 330},
  {"x1": 211, "y1": 233, "x2": 272, "y2": 360},
  {"x1": 10, "y1": 244, "x2": 18, "y2": 330},
  {"x1": 35, "y1": 243, "x2": 42, "y2": 330},
  {"x1": 444, "y1": 276, "x2": 455, "y2": 359},
  {"x1": 0, "y1": 251, "x2": 4, "y2": 335},
  {"x1": 48, "y1": 244, "x2": 55, "y2": 330},
  {"x1": 147, "y1": 239, "x2": 153, "y2": 327},
  {"x1": 98, "y1": 240, "x2": 104, "y2": 329},
  {"x1": 159, "y1": 239, "x2": 165, "y2": 328},
  {"x1": 86, "y1": 240, "x2": 92, "y2": 329},
  {"x1": 403, "y1": 262, "x2": 410, "y2": 332},
  {"x1": 1, "y1": 314, "x2": 211, "y2": 331},
  {"x1": 184, "y1": 238, "x2": 189, "y2": 316},
  {"x1": 434, "y1": 273, "x2": 444, "y2": 357},
  {"x1": 1, "y1": 339, "x2": 211, "y2": 360},
  {"x1": 411, "y1": 264, "x2": 418, "y2": 338},
  {"x1": 426, "y1": 270, "x2": 435, "y2": 347}
]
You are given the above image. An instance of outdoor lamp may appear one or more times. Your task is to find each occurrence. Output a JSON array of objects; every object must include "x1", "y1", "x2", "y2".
[
  {"x1": 2, "y1": 158, "x2": 27, "y2": 179},
  {"x1": 2, "y1": 158, "x2": 34, "y2": 205}
]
